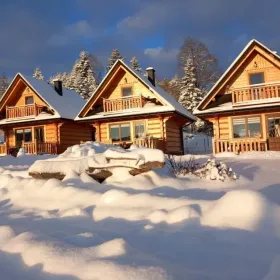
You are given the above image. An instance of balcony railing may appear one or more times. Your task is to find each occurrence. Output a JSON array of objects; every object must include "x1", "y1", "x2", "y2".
[
  {"x1": 103, "y1": 95, "x2": 144, "y2": 113},
  {"x1": 22, "y1": 141, "x2": 58, "y2": 155},
  {"x1": 6, "y1": 104, "x2": 44, "y2": 119},
  {"x1": 231, "y1": 82, "x2": 280, "y2": 105},
  {"x1": 213, "y1": 138, "x2": 267, "y2": 154}
]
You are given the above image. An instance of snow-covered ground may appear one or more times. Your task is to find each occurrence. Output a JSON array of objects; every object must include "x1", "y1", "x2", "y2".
[{"x1": 0, "y1": 147, "x2": 280, "y2": 279}]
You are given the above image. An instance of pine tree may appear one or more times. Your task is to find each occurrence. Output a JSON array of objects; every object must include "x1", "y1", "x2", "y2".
[
  {"x1": 106, "y1": 49, "x2": 124, "y2": 72},
  {"x1": 49, "y1": 72, "x2": 70, "y2": 88},
  {"x1": 68, "y1": 51, "x2": 98, "y2": 100},
  {"x1": 179, "y1": 58, "x2": 203, "y2": 112},
  {"x1": 130, "y1": 56, "x2": 142, "y2": 73},
  {"x1": 0, "y1": 74, "x2": 9, "y2": 97},
  {"x1": 33, "y1": 67, "x2": 44, "y2": 80}
]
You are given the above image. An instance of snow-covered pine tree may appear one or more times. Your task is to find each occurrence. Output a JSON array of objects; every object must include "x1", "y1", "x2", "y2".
[
  {"x1": 33, "y1": 67, "x2": 44, "y2": 80},
  {"x1": 130, "y1": 56, "x2": 142, "y2": 73},
  {"x1": 0, "y1": 74, "x2": 9, "y2": 97},
  {"x1": 68, "y1": 51, "x2": 98, "y2": 100},
  {"x1": 179, "y1": 58, "x2": 203, "y2": 112},
  {"x1": 49, "y1": 72, "x2": 70, "y2": 88},
  {"x1": 106, "y1": 49, "x2": 124, "y2": 72}
]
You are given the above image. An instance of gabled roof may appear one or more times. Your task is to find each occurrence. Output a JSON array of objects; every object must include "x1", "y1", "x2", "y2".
[
  {"x1": 0, "y1": 73, "x2": 85, "y2": 120},
  {"x1": 195, "y1": 39, "x2": 280, "y2": 114},
  {"x1": 76, "y1": 59, "x2": 196, "y2": 121}
]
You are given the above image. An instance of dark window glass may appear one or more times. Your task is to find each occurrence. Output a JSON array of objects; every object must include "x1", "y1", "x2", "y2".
[
  {"x1": 24, "y1": 129, "x2": 32, "y2": 142},
  {"x1": 109, "y1": 123, "x2": 131, "y2": 142},
  {"x1": 121, "y1": 124, "x2": 131, "y2": 141},
  {"x1": 110, "y1": 125, "x2": 120, "y2": 142},
  {"x1": 135, "y1": 123, "x2": 145, "y2": 138},
  {"x1": 15, "y1": 129, "x2": 24, "y2": 147},
  {"x1": 122, "y1": 87, "x2": 132, "y2": 97},
  {"x1": 233, "y1": 118, "x2": 246, "y2": 138},
  {"x1": 249, "y1": 73, "x2": 264, "y2": 85},
  {"x1": 35, "y1": 127, "x2": 44, "y2": 142},
  {"x1": 25, "y1": 96, "x2": 34, "y2": 105}
]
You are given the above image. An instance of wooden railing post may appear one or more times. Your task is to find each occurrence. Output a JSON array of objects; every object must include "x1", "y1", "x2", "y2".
[{"x1": 34, "y1": 139, "x2": 38, "y2": 155}]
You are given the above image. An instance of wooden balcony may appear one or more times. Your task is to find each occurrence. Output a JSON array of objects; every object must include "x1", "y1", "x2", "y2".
[
  {"x1": 231, "y1": 82, "x2": 280, "y2": 105},
  {"x1": 22, "y1": 141, "x2": 58, "y2": 155},
  {"x1": 6, "y1": 104, "x2": 44, "y2": 119},
  {"x1": 213, "y1": 138, "x2": 267, "y2": 154},
  {"x1": 103, "y1": 95, "x2": 144, "y2": 113}
]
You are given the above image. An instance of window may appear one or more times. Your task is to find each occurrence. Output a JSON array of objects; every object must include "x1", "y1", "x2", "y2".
[
  {"x1": 109, "y1": 123, "x2": 131, "y2": 142},
  {"x1": 122, "y1": 87, "x2": 132, "y2": 97},
  {"x1": 134, "y1": 123, "x2": 145, "y2": 138},
  {"x1": 35, "y1": 127, "x2": 44, "y2": 143},
  {"x1": 25, "y1": 96, "x2": 34, "y2": 105},
  {"x1": 249, "y1": 73, "x2": 264, "y2": 85},
  {"x1": 15, "y1": 128, "x2": 32, "y2": 147},
  {"x1": 268, "y1": 117, "x2": 280, "y2": 137},
  {"x1": 232, "y1": 117, "x2": 261, "y2": 138}
]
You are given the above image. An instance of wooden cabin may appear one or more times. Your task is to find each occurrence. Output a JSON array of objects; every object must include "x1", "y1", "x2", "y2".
[
  {"x1": 194, "y1": 39, "x2": 280, "y2": 154},
  {"x1": 76, "y1": 60, "x2": 195, "y2": 154},
  {"x1": 0, "y1": 74, "x2": 93, "y2": 155}
]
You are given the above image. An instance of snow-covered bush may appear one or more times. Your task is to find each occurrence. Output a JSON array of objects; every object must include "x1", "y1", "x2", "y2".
[
  {"x1": 167, "y1": 156, "x2": 237, "y2": 181},
  {"x1": 167, "y1": 155, "x2": 199, "y2": 176},
  {"x1": 195, "y1": 159, "x2": 237, "y2": 181}
]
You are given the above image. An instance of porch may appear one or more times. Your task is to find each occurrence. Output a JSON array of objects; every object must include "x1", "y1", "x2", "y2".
[
  {"x1": 213, "y1": 138, "x2": 267, "y2": 154},
  {"x1": 6, "y1": 104, "x2": 45, "y2": 119},
  {"x1": 0, "y1": 140, "x2": 58, "y2": 156}
]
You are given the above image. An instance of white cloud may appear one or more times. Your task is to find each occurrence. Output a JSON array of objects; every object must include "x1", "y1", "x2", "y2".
[
  {"x1": 48, "y1": 20, "x2": 99, "y2": 47},
  {"x1": 144, "y1": 47, "x2": 179, "y2": 61}
]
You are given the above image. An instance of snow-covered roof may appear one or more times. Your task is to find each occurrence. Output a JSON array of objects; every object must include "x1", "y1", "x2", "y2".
[
  {"x1": 195, "y1": 39, "x2": 280, "y2": 112},
  {"x1": 0, "y1": 73, "x2": 86, "y2": 120},
  {"x1": 194, "y1": 99, "x2": 280, "y2": 115},
  {"x1": 76, "y1": 60, "x2": 196, "y2": 121}
]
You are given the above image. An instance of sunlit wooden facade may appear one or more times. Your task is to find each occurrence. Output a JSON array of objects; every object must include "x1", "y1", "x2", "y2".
[{"x1": 195, "y1": 40, "x2": 280, "y2": 153}]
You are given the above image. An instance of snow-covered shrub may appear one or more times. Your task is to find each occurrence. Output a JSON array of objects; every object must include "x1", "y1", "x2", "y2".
[
  {"x1": 195, "y1": 159, "x2": 237, "y2": 181},
  {"x1": 167, "y1": 156, "x2": 237, "y2": 181},
  {"x1": 167, "y1": 155, "x2": 199, "y2": 176}
]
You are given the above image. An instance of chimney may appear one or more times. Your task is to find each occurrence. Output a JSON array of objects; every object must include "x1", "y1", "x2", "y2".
[
  {"x1": 146, "y1": 67, "x2": 156, "y2": 86},
  {"x1": 53, "y1": 79, "x2": 63, "y2": 96}
]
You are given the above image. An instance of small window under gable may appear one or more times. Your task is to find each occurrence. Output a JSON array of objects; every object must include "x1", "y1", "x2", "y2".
[
  {"x1": 249, "y1": 72, "x2": 264, "y2": 85},
  {"x1": 25, "y1": 96, "x2": 34, "y2": 105},
  {"x1": 122, "y1": 87, "x2": 132, "y2": 97}
]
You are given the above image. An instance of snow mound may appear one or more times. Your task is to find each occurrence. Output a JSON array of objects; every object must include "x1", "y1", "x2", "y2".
[
  {"x1": 202, "y1": 190, "x2": 280, "y2": 235},
  {"x1": 0, "y1": 226, "x2": 15, "y2": 247},
  {"x1": 262, "y1": 255, "x2": 280, "y2": 280},
  {"x1": 59, "y1": 141, "x2": 108, "y2": 158}
]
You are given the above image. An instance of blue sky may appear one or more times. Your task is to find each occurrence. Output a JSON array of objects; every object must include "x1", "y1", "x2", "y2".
[{"x1": 0, "y1": 0, "x2": 279, "y2": 80}]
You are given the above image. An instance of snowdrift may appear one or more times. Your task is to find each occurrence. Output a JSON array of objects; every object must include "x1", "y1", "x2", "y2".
[
  {"x1": 202, "y1": 190, "x2": 280, "y2": 235},
  {"x1": 29, "y1": 142, "x2": 165, "y2": 181}
]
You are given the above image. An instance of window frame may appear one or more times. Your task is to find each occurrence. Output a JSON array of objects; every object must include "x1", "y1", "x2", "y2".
[
  {"x1": 231, "y1": 115, "x2": 262, "y2": 139},
  {"x1": 248, "y1": 72, "x2": 265, "y2": 85},
  {"x1": 109, "y1": 122, "x2": 131, "y2": 142},
  {"x1": 121, "y1": 86, "x2": 133, "y2": 97},
  {"x1": 134, "y1": 121, "x2": 146, "y2": 139},
  {"x1": 25, "y1": 95, "x2": 34, "y2": 105},
  {"x1": 15, "y1": 128, "x2": 33, "y2": 145}
]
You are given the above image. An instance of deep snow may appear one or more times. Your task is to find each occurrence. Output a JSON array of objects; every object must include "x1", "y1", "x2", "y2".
[{"x1": 0, "y1": 149, "x2": 280, "y2": 279}]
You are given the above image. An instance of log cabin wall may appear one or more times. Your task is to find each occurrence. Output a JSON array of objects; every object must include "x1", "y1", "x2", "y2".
[
  {"x1": 164, "y1": 117, "x2": 184, "y2": 154},
  {"x1": 59, "y1": 122, "x2": 93, "y2": 153}
]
